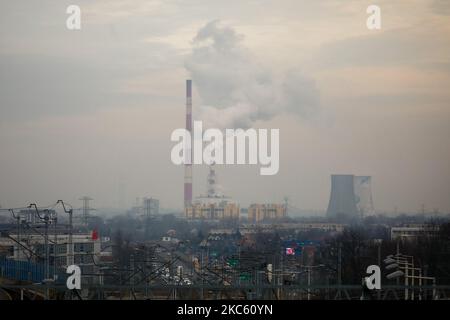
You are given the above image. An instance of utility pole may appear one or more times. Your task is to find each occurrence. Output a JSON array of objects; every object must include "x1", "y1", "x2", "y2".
[
  {"x1": 377, "y1": 241, "x2": 381, "y2": 300},
  {"x1": 53, "y1": 212, "x2": 57, "y2": 280},
  {"x1": 307, "y1": 267, "x2": 311, "y2": 300},
  {"x1": 44, "y1": 209, "x2": 50, "y2": 283},
  {"x1": 58, "y1": 200, "x2": 74, "y2": 266},
  {"x1": 10, "y1": 209, "x2": 21, "y2": 279},
  {"x1": 201, "y1": 249, "x2": 204, "y2": 299},
  {"x1": 337, "y1": 242, "x2": 342, "y2": 300},
  {"x1": 79, "y1": 196, "x2": 93, "y2": 227},
  {"x1": 29, "y1": 204, "x2": 52, "y2": 299},
  {"x1": 130, "y1": 254, "x2": 134, "y2": 299},
  {"x1": 396, "y1": 240, "x2": 400, "y2": 288},
  {"x1": 283, "y1": 196, "x2": 289, "y2": 218},
  {"x1": 279, "y1": 248, "x2": 283, "y2": 299},
  {"x1": 145, "y1": 246, "x2": 149, "y2": 298},
  {"x1": 144, "y1": 198, "x2": 152, "y2": 239}
]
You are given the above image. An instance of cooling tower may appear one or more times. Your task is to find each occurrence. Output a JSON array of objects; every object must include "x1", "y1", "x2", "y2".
[
  {"x1": 354, "y1": 176, "x2": 375, "y2": 217},
  {"x1": 326, "y1": 174, "x2": 359, "y2": 221}
]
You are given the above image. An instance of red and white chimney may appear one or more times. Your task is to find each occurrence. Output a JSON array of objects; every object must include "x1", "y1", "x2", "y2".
[{"x1": 184, "y1": 80, "x2": 193, "y2": 210}]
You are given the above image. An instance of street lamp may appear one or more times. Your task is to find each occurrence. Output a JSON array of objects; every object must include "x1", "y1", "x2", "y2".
[
  {"x1": 386, "y1": 270, "x2": 404, "y2": 280},
  {"x1": 384, "y1": 258, "x2": 396, "y2": 264},
  {"x1": 385, "y1": 263, "x2": 399, "y2": 270},
  {"x1": 384, "y1": 253, "x2": 437, "y2": 300},
  {"x1": 301, "y1": 264, "x2": 325, "y2": 300},
  {"x1": 384, "y1": 253, "x2": 415, "y2": 299}
]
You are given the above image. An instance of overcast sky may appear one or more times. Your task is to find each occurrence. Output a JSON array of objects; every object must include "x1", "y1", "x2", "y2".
[{"x1": 0, "y1": 0, "x2": 449, "y2": 214}]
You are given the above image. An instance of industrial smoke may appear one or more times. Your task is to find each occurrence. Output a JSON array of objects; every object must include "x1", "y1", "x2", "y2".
[{"x1": 185, "y1": 20, "x2": 320, "y2": 129}]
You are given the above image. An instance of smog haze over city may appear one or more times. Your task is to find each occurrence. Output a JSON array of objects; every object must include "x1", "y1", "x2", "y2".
[
  {"x1": 1, "y1": 0, "x2": 450, "y2": 309},
  {"x1": 1, "y1": 0, "x2": 449, "y2": 214}
]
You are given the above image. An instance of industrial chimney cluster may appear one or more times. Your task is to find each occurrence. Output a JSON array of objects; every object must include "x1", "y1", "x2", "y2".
[
  {"x1": 182, "y1": 80, "x2": 286, "y2": 222},
  {"x1": 183, "y1": 80, "x2": 373, "y2": 223}
]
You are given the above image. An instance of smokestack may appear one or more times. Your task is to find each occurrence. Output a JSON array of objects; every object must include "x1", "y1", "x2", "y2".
[{"x1": 184, "y1": 80, "x2": 193, "y2": 210}]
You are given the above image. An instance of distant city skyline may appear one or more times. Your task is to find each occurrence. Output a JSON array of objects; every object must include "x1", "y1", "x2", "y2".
[{"x1": 0, "y1": 1, "x2": 449, "y2": 213}]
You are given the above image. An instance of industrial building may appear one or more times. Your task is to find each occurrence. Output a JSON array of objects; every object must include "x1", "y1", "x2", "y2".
[
  {"x1": 143, "y1": 197, "x2": 159, "y2": 217},
  {"x1": 0, "y1": 231, "x2": 101, "y2": 284},
  {"x1": 247, "y1": 204, "x2": 287, "y2": 223},
  {"x1": 239, "y1": 223, "x2": 345, "y2": 234},
  {"x1": 185, "y1": 160, "x2": 240, "y2": 220},
  {"x1": 390, "y1": 225, "x2": 439, "y2": 241},
  {"x1": 185, "y1": 202, "x2": 239, "y2": 220}
]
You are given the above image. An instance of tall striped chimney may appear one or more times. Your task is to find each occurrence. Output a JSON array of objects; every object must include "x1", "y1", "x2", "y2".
[{"x1": 184, "y1": 80, "x2": 193, "y2": 210}]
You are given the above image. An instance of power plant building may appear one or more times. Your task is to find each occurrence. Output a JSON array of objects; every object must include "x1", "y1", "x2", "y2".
[
  {"x1": 326, "y1": 174, "x2": 375, "y2": 221},
  {"x1": 185, "y1": 164, "x2": 240, "y2": 220}
]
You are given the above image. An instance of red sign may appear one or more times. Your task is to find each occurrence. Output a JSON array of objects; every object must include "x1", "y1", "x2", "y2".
[{"x1": 286, "y1": 247, "x2": 295, "y2": 255}]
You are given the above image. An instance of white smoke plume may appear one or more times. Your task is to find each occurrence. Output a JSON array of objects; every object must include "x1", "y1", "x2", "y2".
[{"x1": 185, "y1": 20, "x2": 320, "y2": 128}]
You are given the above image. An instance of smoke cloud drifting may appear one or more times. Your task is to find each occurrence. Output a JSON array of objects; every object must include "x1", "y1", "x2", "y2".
[{"x1": 185, "y1": 20, "x2": 320, "y2": 128}]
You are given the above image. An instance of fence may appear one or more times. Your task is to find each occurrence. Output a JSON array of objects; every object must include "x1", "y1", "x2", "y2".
[{"x1": 0, "y1": 257, "x2": 65, "y2": 284}]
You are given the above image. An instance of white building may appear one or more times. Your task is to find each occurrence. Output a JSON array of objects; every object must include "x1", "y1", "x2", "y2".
[
  {"x1": 4, "y1": 232, "x2": 101, "y2": 282},
  {"x1": 390, "y1": 225, "x2": 439, "y2": 241}
]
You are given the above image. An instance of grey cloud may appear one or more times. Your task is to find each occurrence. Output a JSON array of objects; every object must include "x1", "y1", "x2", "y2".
[
  {"x1": 315, "y1": 26, "x2": 450, "y2": 69},
  {"x1": 431, "y1": 0, "x2": 450, "y2": 15},
  {"x1": 0, "y1": 34, "x2": 181, "y2": 123},
  {"x1": 0, "y1": 54, "x2": 138, "y2": 122}
]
